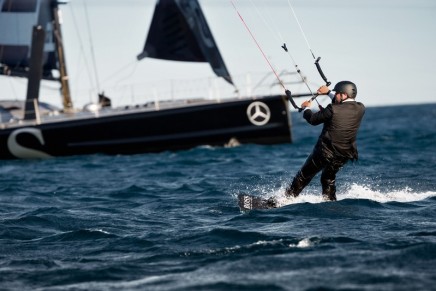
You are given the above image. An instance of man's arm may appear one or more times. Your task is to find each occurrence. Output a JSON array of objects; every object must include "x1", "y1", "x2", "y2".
[{"x1": 303, "y1": 104, "x2": 333, "y2": 125}]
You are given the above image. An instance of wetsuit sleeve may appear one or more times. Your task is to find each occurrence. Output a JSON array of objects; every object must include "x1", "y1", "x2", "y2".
[{"x1": 303, "y1": 104, "x2": 333, "y2": 125}]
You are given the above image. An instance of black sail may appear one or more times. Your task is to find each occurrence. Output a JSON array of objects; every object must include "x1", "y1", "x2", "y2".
[
  {"x1": 0, "y1": 0, "x2": 58, "y2": 80},
  {"x1": 137, "y1": 0, "x2": 233, "y2": 85}
]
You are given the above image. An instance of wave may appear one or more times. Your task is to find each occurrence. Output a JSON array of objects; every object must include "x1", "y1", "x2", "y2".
[
  {"x1": 54, "y1": 228, "x2": 116, "y2": 240},
  {"x1": 252, "y1": 183, "x2": 436, "y2": 208},
  {"x1": 338, "y1": 184, "x2": 436, "y2": 203}
]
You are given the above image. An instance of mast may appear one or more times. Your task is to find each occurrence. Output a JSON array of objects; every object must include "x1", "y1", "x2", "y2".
[
  {"x1": 52, "y1": 3, "x2": 73, "y2": 112},
  {"x1": 24, "y1": 26, "x2": 45, "y2": 121}
]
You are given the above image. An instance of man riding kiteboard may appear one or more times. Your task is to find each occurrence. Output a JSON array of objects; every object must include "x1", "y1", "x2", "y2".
[{"x1": 284, "y1": 81, "x2": 366, "y2": 202}]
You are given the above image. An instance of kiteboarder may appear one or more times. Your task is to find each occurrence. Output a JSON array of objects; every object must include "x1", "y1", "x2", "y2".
[{"x1": 285, "y1": 81, "x2": 365, "y2": 201}]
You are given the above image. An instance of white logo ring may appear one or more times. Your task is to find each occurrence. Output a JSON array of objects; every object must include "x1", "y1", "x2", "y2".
[{"x1": 246, "y1": 101, "x2": 271, "y2": 126}]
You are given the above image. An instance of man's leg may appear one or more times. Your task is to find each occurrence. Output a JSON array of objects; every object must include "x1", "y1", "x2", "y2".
[
  {"x1": 286, "y1": 151, "x2": 325, "y2": 198},
  {"x1": 320, "y1": 157, "x2": 347, "y2": 201}
]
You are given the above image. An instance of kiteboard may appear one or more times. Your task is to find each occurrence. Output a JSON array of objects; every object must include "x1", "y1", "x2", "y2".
[{"x1": 238, "y1": 193, "x2": 278, "y2": 211}]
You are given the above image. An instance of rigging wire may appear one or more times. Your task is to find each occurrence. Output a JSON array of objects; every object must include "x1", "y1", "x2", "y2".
[
  {"x1": 230, "y1": 0, "x2": 305, "y2": 111},
  {"x1": 83, "y1": 0, "x2": 101, "y2": 94},
  {"x1": 285, "y1": 0, "x2": 331, "y2": 87},
  {"x1": 71, "y1": 1, "x2": 139, "y2": 98},
  {"x1": 229, "y1": 0, "x2": 285, "y2": 90},
  {"x1": 69, "y1": 1, "x2": 96, "y2": 95},
  {"x1": 100, "y1": 60, "x2": 138, "y2": 86},
  {"x1": 286, "y1": 0, "x2": 315, "y2": 59},
  {"x1": 113, "y1": 62, "x2": 139, "y2": 88},
  {"x1": 248, "y1": 0, "x2": 316, "y2": 99}
]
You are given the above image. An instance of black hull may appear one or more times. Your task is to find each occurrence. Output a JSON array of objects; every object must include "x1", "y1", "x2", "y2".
[{"x1": 0, "y1": 95, "x2": 292, "y2": 159}]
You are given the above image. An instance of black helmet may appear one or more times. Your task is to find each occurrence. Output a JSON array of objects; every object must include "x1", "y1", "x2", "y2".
[{"x1": 333, "y1": 81, "x2": 357, "y2": 99}]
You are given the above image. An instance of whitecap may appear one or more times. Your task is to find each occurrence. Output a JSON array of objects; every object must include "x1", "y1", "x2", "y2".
[
  {"x1": 339, "y1": 183, "x2": 436, "y2": 203},
  {"x1": 289, "y1": 237, "x2": 313, "y2": 248},
  {"x1": 255, "y1": 184, "x2": 436, "y2": 207}
]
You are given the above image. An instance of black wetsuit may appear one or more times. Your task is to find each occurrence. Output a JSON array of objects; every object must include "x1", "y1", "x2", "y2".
[{"x1": 286, "y1": 99, "x2": 365, "y2": 200}]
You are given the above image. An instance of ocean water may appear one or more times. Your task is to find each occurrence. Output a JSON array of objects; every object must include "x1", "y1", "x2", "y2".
[{"x1": 1, "y1": 103, "x2": 436, "y2": 291}]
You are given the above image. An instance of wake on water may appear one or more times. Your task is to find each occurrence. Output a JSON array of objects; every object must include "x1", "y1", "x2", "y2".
[{"x1": 237, "y1": 183, "x2": 436, "y2": 208}]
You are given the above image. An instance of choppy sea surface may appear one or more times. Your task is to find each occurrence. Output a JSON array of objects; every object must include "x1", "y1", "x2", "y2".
[{"x1": 1, "y1": 103, "x2": 436, "y2": 291}]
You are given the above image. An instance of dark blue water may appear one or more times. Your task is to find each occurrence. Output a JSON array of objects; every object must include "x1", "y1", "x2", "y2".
[{"x1": 1, "y1": 103, "x2": 436, "y2": 290}]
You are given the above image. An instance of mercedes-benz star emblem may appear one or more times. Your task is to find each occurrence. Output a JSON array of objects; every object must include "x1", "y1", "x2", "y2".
[{"x1": 246, "y1": 101, "x2": 271, "y2": 126}]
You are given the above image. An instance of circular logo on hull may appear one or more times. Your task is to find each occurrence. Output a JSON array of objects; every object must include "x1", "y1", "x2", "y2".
[{"x1": 246, "y1": 101, "x2": 271, "y2": 126}]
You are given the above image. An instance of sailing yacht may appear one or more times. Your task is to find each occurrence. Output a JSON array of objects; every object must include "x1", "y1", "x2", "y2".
[{"x1": 0, "y1": 0, "x2": 294, "y2": 159}]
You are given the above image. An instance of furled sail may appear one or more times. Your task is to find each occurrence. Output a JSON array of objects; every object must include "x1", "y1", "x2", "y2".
[
  {"x1": 0, "y1": 0, "x2": 58, "y2": 80},
  {"x1": 137, "y1": 0, "x2": 233, "y2": 85}
]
